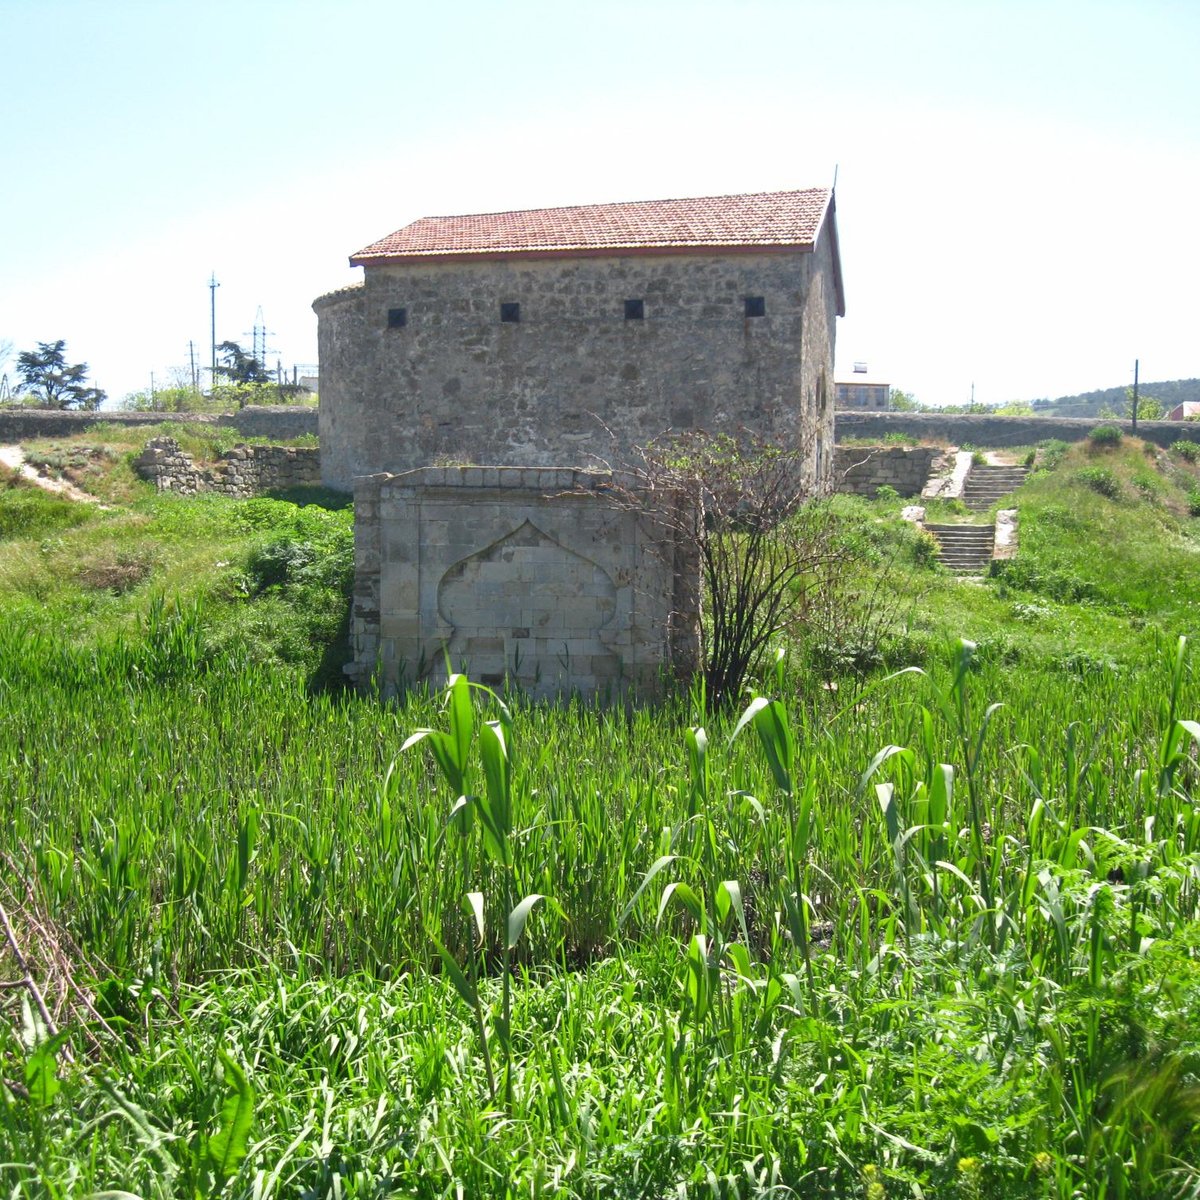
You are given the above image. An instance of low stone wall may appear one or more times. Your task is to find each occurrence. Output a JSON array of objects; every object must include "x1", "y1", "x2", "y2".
[
  {"x1": 351, "y1": 466, "x2": 699, "y2": 701},
  {"x1": 0, "y1": 404, "x2": 318, "y2": 442},
  {"x1": 835, "y1": 411, "x2": 1195, "y2": 449},
  {"x1": 133, "y1": 437, "x2": 321, "y2": 496},
  {"x1": 222, "y1": 406, "x2": 319, "y2": 440},
  {"x1": 833, "y1": 445, "x2": 940, "y2": 498}
]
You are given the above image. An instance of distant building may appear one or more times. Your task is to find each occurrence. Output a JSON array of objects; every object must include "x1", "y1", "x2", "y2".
[
  {"x1": 835, "y1": 366, "x2": 890, "y2": 410},
  {"x1": 1167, "y1": 401, "x2": 1200, "y2": 421}
]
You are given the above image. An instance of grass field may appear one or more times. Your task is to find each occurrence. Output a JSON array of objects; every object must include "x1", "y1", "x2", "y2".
[{"x1": 0, "y1": 428, "x2": 1198, "y2": 1198}]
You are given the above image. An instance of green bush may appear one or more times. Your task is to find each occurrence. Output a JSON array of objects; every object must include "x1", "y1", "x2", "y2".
[
  {"x1": 1089, "y1": 423, "x2": 1123, "y2": 447},
  {"x1": 922, "y1": 497, "x2": 969, "y2": 521},
  {"x1": 808, "y1": 637, "x2": 884, "y2": 677},
  {"x1": 874, "y1": 484, "x2": 899, "y2": 502},
  {"x1": 989, "y1": 557, "x2": 1100, "y2": 602},
  {"x1": 910, "y1": 528, "x2": 941, "y2": 568},
  {"x1": 1131, "y1": 472, "x2": 1163, "y2": 502},
  {"x1": 0, "y1": 482, "x2": 94, "y2": 540},
  {"x1": 1036, "y1": 439, "x2": 1070, "y2": 471},
  {"x1": 1187, "y1": 488, "x2": 1200, "y2": 518},
  {"x1": 1172, "y1": 439, "x2": 1200, "y2": 463},
  {"x1": 1075, "y1": 466, "x2": 1123, "y2": 500}
]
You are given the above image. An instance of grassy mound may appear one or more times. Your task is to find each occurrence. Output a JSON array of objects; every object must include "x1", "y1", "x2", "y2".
[{"x1": 0, "y1": 430, "x2": 352, "y2": 690}]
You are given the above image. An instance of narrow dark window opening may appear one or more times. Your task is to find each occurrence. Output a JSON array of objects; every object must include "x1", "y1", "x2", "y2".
[
  {"x1": 500, "y1": 302, "x2": 521, "y2": 323},
  {"x1": 624, "y1": 298, "x2": 645, "y2": 320},
  {"x1": 744, "y1": 296, "x2": 766, "y2": 318},
  {"x1": 387, "y1": 307, "x2": 407, "y2": 329}
]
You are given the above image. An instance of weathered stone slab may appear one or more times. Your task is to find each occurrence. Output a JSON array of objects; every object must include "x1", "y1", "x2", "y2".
[{"x1": 348, "y1": 466, "x2": 699, "y2": 701}]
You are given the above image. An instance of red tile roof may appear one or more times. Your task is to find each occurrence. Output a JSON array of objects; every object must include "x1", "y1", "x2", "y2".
[{"x1": 351, "y1": 188, "x2": 834, "y2": 265}]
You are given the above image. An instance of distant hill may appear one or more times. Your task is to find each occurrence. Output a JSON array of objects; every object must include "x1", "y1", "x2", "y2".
[{"x1": 1032, "y1": 379, "x2": 1200, "y2": 418}]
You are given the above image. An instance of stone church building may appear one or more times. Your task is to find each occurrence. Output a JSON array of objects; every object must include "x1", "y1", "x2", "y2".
[
  {"x1": 314, "y1": 187, "x2": 844, "y2": 490},
  {"x1": 315, "y1": 188, "x2": 844, "y2": 699}
]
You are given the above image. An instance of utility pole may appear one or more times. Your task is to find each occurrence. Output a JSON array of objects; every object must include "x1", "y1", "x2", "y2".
[
  {"x1": 1131, "y1": 359, "x2": 1140, "y2": 433},
  {"x1": 209, "y1": 273, "x2": 220, "y2": 392},
  {"x1": 188, "y1": 340, "x2": 198, "y2": 393},
  {"x1": 244, "y1": 306, "x2": 275, "y2": 369}
]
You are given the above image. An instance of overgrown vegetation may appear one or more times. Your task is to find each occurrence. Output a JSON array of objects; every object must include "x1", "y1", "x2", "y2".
[
  {"x1": 615, "y1": 430, "x2": 852, "y2": 710},
  {"x1": 1088, "y1": 423, "x2": 1123, "y2": 447},
  {"x1": 0, "y1": 432, "x2": 352, "y2": 685},
  {"x1": 0, "y1": 429, "x2": 1198, "y2": 1197}
]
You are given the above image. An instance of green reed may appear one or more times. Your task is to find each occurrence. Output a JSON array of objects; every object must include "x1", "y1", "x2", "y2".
[{"x1": 1, "y1": 623, "x2": 1197, "y2": 1197}]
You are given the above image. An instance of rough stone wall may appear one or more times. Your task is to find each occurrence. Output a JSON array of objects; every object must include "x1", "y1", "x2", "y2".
[
  {"x1": 133, "y1": 437, "x2": 320, "y2": 496},
  {"x1": 315, "y1": 235, "x2": 838, "y2": 491},
  {"x1": 833, "y1": 446, "x2": 940, "y2": 498},
  {"x1": 0, "y1": 405, "x2": 317, "y2": 442},
  {"x1": 349, "y1": 466, "x2": 699, "y2": 701},
  {"x1": 221, "y1": 406, "x2": 319, "y2": 440},
  {"x1": 835, "y1": 411, "x2": 1196, "y2": 449}
]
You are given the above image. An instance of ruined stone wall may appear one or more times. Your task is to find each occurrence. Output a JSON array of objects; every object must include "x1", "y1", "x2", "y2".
[
  {"x1": 316, "y1": 234, "x2": 838, "y2": 490},
  {"x1": 349, "y1": 466, "x2": 699, "y2": 701},
  {"x1": 833, "y1": 446, "x2": 940, "y2": 498},
  {"x1": 835, "y1": 411, "x2": 1195, "y2": 450},
  {"x1": 220, "y1": 406, "x2": 319, "y2": 440},
  {"x1": 133, "y1": 437, "x2": 321, "y2": 496},
  {"x1": 0, "y1": 405, "x2": 317, "y2": 442}
]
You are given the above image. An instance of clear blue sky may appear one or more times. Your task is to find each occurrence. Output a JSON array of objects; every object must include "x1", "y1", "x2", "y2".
[{"x1": 1, "y1": 0, "x2": 1197, "y2": 406}]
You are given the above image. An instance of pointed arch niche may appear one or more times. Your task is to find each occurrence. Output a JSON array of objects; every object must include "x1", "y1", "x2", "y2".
[
  {"x1": 438, "y1": 519, "x2": 618, "y2": 689},
  {"x1": 349, "y1": 465, "x2": 699, "y2": 701}
]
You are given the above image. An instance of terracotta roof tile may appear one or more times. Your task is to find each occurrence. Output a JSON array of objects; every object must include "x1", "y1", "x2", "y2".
[{"x1": 351, "y1": 188, "x2": 833, "y2": 265}]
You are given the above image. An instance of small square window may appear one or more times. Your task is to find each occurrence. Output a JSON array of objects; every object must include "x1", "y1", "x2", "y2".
[
  {"x1": 387, "y1": 307, "x2": 407, "y2": 329},
  {"x1": 744, "y1": 296, "x2": 766, "y2": 318},
  {"x1": 500, "y1": 302, "x2": 520, "y2": 323},
  {"x1": 624, "y1": 298, "x2": 645, "y2": 320}
]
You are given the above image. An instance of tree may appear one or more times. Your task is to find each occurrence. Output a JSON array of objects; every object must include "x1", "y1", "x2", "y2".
[
  {"x1": 889, "y1": 387, "x2": 921, "y2": 412},
  {"x1": 15, "y1": 340, "x2": 106, "y2": 410},
  {"x1": 215, "y1": 341, "x2": 270, "y2": 387},
  {"x1": 1125, "y1": 388, "x2": 1165, "y2": 421},
  {"x1": 610, "y1": 430, "x2": 845, "y2": 712}
]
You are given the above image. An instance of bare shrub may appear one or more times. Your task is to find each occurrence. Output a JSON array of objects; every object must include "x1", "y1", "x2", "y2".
[{"x1": 608, "y1": 429, "x2": 845, "y2": 711}]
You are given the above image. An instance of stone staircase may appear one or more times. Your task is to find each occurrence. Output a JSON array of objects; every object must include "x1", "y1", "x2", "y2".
[
  {"x1": 962, "y1": 464, "x2": 1028, "y2": 511},
  {"x1": 925, "y1": 523, "x2": 996, "y2": 574}
]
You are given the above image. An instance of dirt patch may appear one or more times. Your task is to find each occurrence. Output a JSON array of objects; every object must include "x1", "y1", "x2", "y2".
[{"x1": 0, "y1": 444, "x2": 108, "y2": 506}]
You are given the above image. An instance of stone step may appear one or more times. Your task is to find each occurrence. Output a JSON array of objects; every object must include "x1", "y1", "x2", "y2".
[
  {"x1": 924, "y1": 525, "x2": 996, "y2": 537},
  {"x1": 962, "y1": 464, "x2": 1029, "y2": 510},
  {"x1": 925, "y1": 523, "x2": 996, "y2": 572}
]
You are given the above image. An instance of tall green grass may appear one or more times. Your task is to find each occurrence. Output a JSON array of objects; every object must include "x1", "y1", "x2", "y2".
[
  {"x1": 2, "y1": 434, "x2": 1200, "y2": 1196},
  {"x1": 1, "y1": 624, "x2": 1197, "y2": 1197}
]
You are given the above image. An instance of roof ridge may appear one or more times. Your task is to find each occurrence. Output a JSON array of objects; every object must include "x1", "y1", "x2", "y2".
[{"x1": 416, "y1": 187, "x2": 828, "y2": 223}]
